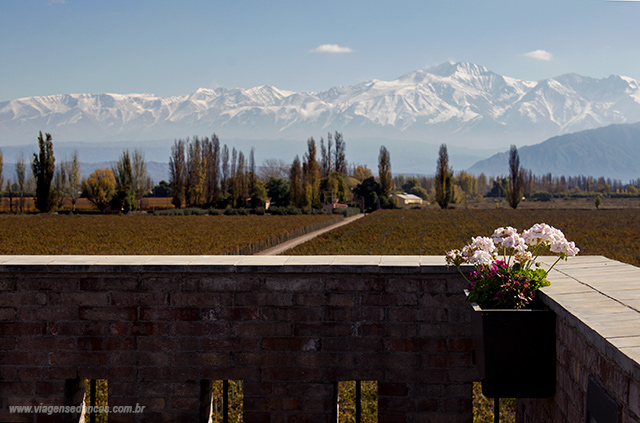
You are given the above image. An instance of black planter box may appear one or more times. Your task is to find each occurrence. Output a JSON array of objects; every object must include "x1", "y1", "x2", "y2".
[{"x1": 470, "y1": 301, "x2": 556, "y2": 398}]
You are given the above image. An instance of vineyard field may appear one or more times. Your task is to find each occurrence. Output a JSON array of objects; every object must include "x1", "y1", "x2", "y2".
[
  {"x1": 0, "y1": 214, "x2": 339, "y2": 255},
  {"x1": 286, "y1": 208, "x2": 640, "y2": 267}
]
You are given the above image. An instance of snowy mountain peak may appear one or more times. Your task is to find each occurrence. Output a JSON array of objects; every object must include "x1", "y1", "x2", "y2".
[{"x1": 2, "y1": 62, "x2": 640, "y2": 149}]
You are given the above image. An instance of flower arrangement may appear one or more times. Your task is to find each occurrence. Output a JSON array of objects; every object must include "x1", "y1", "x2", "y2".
[{"x1": 447, "y1": 223, "x2": 579, "y2": 309}]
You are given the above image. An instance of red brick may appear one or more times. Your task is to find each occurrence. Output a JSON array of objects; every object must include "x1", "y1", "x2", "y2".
[
  {"x1": 261, "y1": 307, "x2": 323, "y2": 322},
  {"x1": 22, "y1": 277, "x2": 78, "y2": 291},
  {"x1": 0, "y1": 292, "x2": 47, "y2": 306},
  {"x1": 16, "y1": 336, "x2": 75, "y2": 351},
  {"x1": 0, "y1": 322, "x2": 46, "y2": 336},
  {"x1": 295, "y1": 352, "x2": 355, "y2": 368},
  {"x1": 49, "y1": 292, "x2": 109, "y2": 306},
  {"x1": 388, "y1": 307, "x2": 447, "y2": 322},
  {"x1": 140, "y1": 307, "x2": 199, "y2": 321},
  {"x1": 385, "y1": 338, "x2": 417, "y2": 352},
  {"x1": 171, "y1": 321, "x2": 229, "y2": 337},
  {"x1": 326, "y1": 278, "x2": 384, "y2": 292},
  {"x1": 235, "y1": 292, "x2": 294, "y2": 307},
  {"x1": 324, "y1": 308, "x2": 384, "y2": 322},
  {"x1": 77, "y1": 336, "x2": 106, "y2": 351},
  {"x1": 261, "y1": 367, "x2": 324, "y2": 382},
  {"x1": 171, "y1": 292, "x2": 232, "y2": 307},
  {"x1": 48, "y1": 352, "x2": 107, "y2": 366},
  {"x1": 80, "y1": 306, "x2": 137, "y2": 321},
  {"x1": 322, "y1": 338, "x2": 382, "y2": 353},
  {"x1": 0, "y1": 307, "x2": 16, "y2": 321},
  {"x1": 49, "y1": 321, "x2": 109, "y2": 336},
  {"x1": 233, "y1": 322, "x2": 292, "y2": 337},
  {"x1": 361, "y1": 292, "x2": 418, "y2": 306},
  {"x1": 0, "y1": 336, "x2": 15, "y2": 350},
  {"x1": 80, "y1": 276, "x2": 139, "y2": 291},
  {"x1": 172, "y1": 352, "x2": 230, "y2": 366},
  {"x1": 18, "y1": 306, "x2": 77, "y2": 321},
  {"x1": 262, "y1": 337, "x2": 320, "y2": 351},
  {"x1": 378, "y1": 382, "x2": 408, "y2": 397},
  {"x1": 294, "y1": 293, "x2": 326, "y2": 307},
  {"x1": 0, "y1": 277, "x2": 15, "y2": 291},
  {"x1": 111, "y1": 292, "x2": 169, "y2": 306},
  {"x1": 264, "y1": 277, "x2": 322, "y2": 292},
  {"x1": 199, "y1": 276, "x2": 261, "y2": 292},
  {"x1": 294, "y1": 323, "x2": 352, "y2": 337},
  {"x1": 110, "y1": 322, "x2": 168, "y2": 336},
  {"x1": 107, "y1": 336, "x2": 136, "y2": 350},
  {"x1": 200, "y1": 337, "x2": 260, "y2": 352}
]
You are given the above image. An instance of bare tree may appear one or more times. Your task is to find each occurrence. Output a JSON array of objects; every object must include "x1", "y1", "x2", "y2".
[
  {"x1": 258, "y1": 158, "x2": 289, "y2": 181},
  {"x1": 132, "y1": 149, "x2": 152, "y2": 209},
  {"x1": 221, "y1": 144, "x2": 230, "y2": 194},
  {"x1": 53, "y1": 159, "x2": 67, "y2": 211},
  {"x1": 169, "y1": 139, "x2": 186, "y2": 208}
]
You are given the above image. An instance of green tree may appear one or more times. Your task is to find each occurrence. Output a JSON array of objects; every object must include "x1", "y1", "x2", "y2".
[
  {"x1": 378, "y1": 145, "x2": 393, "y2": 198},
  {"x1": 303, "y1": 138, "x2": 321, "y2": 207},
  {"x1": 15, "y1": 156, "x2": 26, "y2": 213},
  {"x1": 53, "y1": 159, "x2": 67, "y2": 211},
  {"x1": 32, "y1": 131, "x2": 56, "y2": 212},
  {"x1": 65, "y1": 152, "x2": 81, "y2": 212},
  {"x1": 435, "y1": 144, "x2": 453, "y2": 209},
  {"x1": 353, "y1": 176, "x2": 382, "y2": 212},
  {"x1": 266, "y1": 177, "x2": 290, "y2": 207},
  {"x1": 289, "y1": 155, "x2": 304, "y2": 208},
  {"x1": 112, "y1": 150, "x2": 136, "y2": 212},
  {"x1": 506, "y1": 144, "x2": 525, "y2": 209},
  {"x1": 82, "y1": 168, "x2": 116, "y2": 212},
  {"x1": 0, "y1": 148, "x2": 4, "y2": 208}
]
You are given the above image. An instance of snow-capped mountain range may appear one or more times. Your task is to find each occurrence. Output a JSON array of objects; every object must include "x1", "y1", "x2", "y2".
[{"x1": 2, "y1": 61, "x2": 640, "y2": 149}]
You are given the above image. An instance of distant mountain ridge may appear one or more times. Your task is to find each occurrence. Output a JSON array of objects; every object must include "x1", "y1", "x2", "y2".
[
  {"x1": 2, "y1": 62, "x2": 640, "y2": 149},
  {"x1": 467, "y1": 122, "x2": 640, "y2": 181}
]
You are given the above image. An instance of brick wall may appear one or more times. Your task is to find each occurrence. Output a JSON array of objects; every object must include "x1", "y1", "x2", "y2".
[{"x1": 0, "y1": 256, "x2": 475, "y2": 423}]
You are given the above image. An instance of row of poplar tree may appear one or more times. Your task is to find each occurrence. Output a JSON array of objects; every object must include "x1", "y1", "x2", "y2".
[
  {"x1": 0, "y1": 131, "x2": 153, "y2": 213},
  {"x1": 167, "y1": 131, "x2": 394, "y2": 211}
]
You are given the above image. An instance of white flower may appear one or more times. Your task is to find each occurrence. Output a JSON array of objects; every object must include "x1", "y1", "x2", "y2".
[
  {"x1": 550, "y1": 240, "x2": 580, "y2": 257},
  {"x1": 470, "y1": 250, "x2": 494, "y2": 265},
  {"x1": 470, "y1": 236, "x2": 496, "y2": 253},
  {"x1": 522, "y1": 223, "x2": 566, "y2": 246}
]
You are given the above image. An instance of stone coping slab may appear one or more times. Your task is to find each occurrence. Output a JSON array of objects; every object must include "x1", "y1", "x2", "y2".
[
  {"x1": 0, "y1": 254, "x2": 464, "y2": 273},
  {"x1": 540, "y1": 256, "x2": 640, "y2": 377}
]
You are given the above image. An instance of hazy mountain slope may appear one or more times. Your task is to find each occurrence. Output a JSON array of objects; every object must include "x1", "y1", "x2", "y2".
[
  {"x1": 2, "y1": 62, "x2": 640, "y2": 149},
  {"x1": 467, "y1": 123, "x2": 640, "y2": 181}
]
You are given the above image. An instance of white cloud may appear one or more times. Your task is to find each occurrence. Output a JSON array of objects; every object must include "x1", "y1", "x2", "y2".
[
  {"x1": 524, "y1": 50, "x2": 553, "y2": 61},
  {"x1": 310, "y1": 44, "x2": 354, "y2": 54}
]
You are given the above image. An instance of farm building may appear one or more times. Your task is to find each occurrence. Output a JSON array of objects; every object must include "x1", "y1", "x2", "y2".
[{"x1": 392, "y1": 193, "x2": 423, "y2": 206}]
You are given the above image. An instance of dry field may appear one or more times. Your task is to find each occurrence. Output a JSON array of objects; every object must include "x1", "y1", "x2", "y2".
[
  {"x1": 286, "y1": 207, "x2": 640, "y2": 267},
  {"x1": 0, "y1": 214, "x2": 338, "y2": 255}
]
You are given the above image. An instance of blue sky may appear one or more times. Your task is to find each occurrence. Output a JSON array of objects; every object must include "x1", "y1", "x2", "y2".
[{"x1": 1, "y1": 0, "x2": 640, "y2": 102}]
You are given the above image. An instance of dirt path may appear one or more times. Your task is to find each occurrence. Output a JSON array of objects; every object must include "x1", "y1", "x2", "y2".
[{"x1": 255, "y1": 213, "x2": 365, "y2": 255}]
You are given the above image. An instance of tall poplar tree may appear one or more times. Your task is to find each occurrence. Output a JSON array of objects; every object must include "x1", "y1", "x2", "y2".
[
  {"x1": 169, "y1": 139, "x2": 186, "y2": 209},
  {"x1": 32, "y1": 131, "x2": 56, "y2": 212},
  {"x1": 303, "y1": 138, "x2": 320, "y2": 207},
  {"x1": 378, "y1": 145, "x2": 393, "y2": 198},
  {"x1": 289, "y1": 155, "x2": 304, "y2": 208},
  {"x1": 506, "y1": 144, "x2": 525, "y2": 209},
  {"x1": 435, "y1": 143, "x2": 453, "y2": 209},
  {"x1": 15, "y1": 156, "x2": 25, "y2": 213}
]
